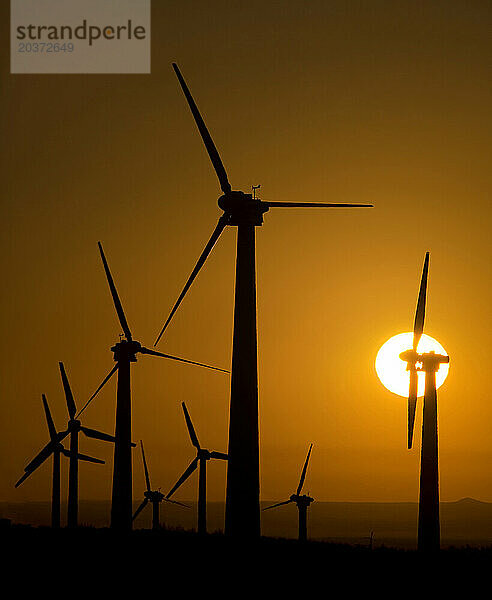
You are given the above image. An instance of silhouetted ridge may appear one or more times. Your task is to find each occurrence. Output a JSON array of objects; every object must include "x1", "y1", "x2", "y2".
[{"x1": 451, "y1": 497, "x2": 488, "y2": 505}]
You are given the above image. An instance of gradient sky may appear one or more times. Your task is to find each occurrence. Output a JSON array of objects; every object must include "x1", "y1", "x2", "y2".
[{"x1": 1, "y1": 1, "x2": 491, "y2": 506}]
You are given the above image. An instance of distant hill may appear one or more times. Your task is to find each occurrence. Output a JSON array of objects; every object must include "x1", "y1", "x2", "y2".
[
  {"x1": 1, "y1": 500, "x2": 491, "y2": 549},
  {"x1": 450, "y1": 497, "x2": 488, "y2": 504}
]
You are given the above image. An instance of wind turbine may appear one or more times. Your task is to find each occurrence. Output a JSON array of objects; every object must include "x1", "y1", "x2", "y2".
[
  {"x1": 166, "y1": 402, "x2": 228, "y2": 534},
  {"x1": 79, "y1": 242, "x2": 228, "y2": 531},
  {"x1": 15, "y1": 394, "x2": 103, "y2": 528},
  {"x1": 58, "y1": 361, "x2": 121, "y2": 528},
  {"x1": 132, "y1": 441, "x2": 189, "y2": 531},
  {"x1": 263, "y1": 444, "x2": 314, "y2": 542},
  {"x1": 400, "y1": 252, "x2": 449, "y2": 552},
  {"x1": 154, "y1": 63, "x2": 373, "y2": 537}
]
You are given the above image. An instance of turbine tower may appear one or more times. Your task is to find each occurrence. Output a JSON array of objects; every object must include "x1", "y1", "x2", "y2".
[
  {"x1": 81, "y1": 242, "x2": 228, "y2": 531},
  {"x1": 400, "y1": 252, "x2": 449, "y2": 552},
  {"x1": 263, "y1": 444, "x2": 314, "y2": 541},
  {"x1": 132, "y1": 440, "x2": 189, "y2": 531},
  {"x1": 15, "y1": 394, "x2": 103, "y2": 528},
  {"x1": 154, "y1": 63, "x2": 373, "y2": 537},
  {"x1": 58, "y1": 361, "x2": 121, "y2": 528},
  {"x1": 166, "y1": 402, "x2": 228, "y2": 534}
]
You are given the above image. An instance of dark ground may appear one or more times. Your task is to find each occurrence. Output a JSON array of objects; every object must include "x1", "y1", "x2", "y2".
[{"x1": 2, "y1": 522, "x2": 490, "y2": 590}]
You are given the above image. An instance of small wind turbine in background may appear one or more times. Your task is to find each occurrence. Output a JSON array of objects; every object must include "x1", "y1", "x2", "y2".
[
  {"x1": 15, "y1": 394, "x2": 104, "y2": 528},
  {"x1": 166, "y1": 402, "x2": 228, "y2": 534},
  {"x1": 77, "y1": 242, "x2": 228, "y2": 532},
  {"x1": 399, "y1": 252, "x2": 449, "y2": 552},
  {"x1": 154, "y1": 62, "x2": 372, "y2": 538},
  {"x1": 132, "y1": 441, "x2": 189, "y2": 531},
  {"x1": 263, "y1": 444, "x2": 314, "y2": 541},
  {"x1": 58, "y1": 361, "x2": 122, "y2": 528}
]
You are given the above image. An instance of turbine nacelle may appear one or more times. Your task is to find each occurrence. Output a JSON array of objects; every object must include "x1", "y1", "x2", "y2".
[
  {"x1": 400, "y1": 349, "x2": 449, "y2": 373},
  {"x1": 291, "y1": 493, "x2": 314, "y2": 507},
  {"x1": 111, "y1": 339, "x2": 141, "y2": 362},
  {"x1": 144, "y1": 490, "x2": 164, "y2": 502},
  {"x1": 419, "y1": 351, "x2": 449, "y2": 372},
  {"x1": 218, "y1": 191, "x2": 269, "y2": 225}
]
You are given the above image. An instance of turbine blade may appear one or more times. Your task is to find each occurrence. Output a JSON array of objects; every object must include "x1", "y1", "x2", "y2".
[
  {"x1": 77, "y1": 364, "x2": 119, "y2": 417},
  {"x1": 42, "y1": 395, "x2": 58, "y2": 442},
  {"x1": 182, "y1": 402, "x2": 200, "y2": 450},
  {"x1": 413, "y1": 252, "x2": 429, "y2": 350},
  {"x1": 57, "y1": 429, "x2": 70, "y2": 443},
  {"x1": 132, "y1": 498, "x2": 149, "y2": 521},
  {"x1": 265, "y1": 202, "x2": 373, "y2": 208},
  {"x1": 15, "y1": 470, "x2": 34, "y2": 488},
  {"x1": 98, "y1": 242, "x2": 132, "y2": 342},
  {"x1": 80, "y1": 427, "x2": 116, "y2": 444},
  {"x1": 59, "y1": 362, "x2": 77, "y2": 419},
  {"x1": 61, "y1": 449, "x2": 105, "y2": 464},
  {"x1": 163, "y1": 497, "x2": 190, "y2": 509},
  {"x1": 263, "y1": 499, "x2": 294, "y2": 511},
  {"x1": 297, "y1": 443, "x2": 313, "y2": 495},
  {"x1": 140, "y1": 440, "x2": 152, "y2": 492},
  {"x1": 172, "y1": 63, "x2": 232, "y2": 194},
  {"x1": 209, "y1": 451, "x2": 228, "y2": 460},
  {"x1": 408, "y1": 369, "x2": 418, "y2": 449},
  {"x1": 153, "y1": 215, "x2": 228, "y2": 346},
  {"x1": 140, "y1": 346, "x2": 229, "y2": 373},
  {"x1": 21, "y1": 441, "x2": 56, "y2": 477},
  {"x1": 166, "y1": 457, "x2": 198, "y2": 499},
  {"x1": 76, "y1": 453, "x2": 105, "y2": 464}
]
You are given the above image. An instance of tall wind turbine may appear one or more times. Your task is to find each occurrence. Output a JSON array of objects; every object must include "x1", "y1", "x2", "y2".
[
  {"x1": 15, "y1": 395, "x2": 103, "y2": 528},
  {"x1": 263, "y1": 444, "x2": 314, "y2": 542},
  {"x1": 154, "y1": 63, "x2": 373, "y2": 537},
  {"x1": 80, "y1": 242, "x2": 228, "y2": 531},
  {"x1": 400, "y1": 252, "x2": 449, "y2": 552},
  {"x1": 132, "y1": 440, "x2": 189, "y2": 531},
  {"x1": 58, "y1": 361, "x2": 120, "y2": 528},
  {"x1": 166, "y1": 402, "x2": 228, "y2": 534}
]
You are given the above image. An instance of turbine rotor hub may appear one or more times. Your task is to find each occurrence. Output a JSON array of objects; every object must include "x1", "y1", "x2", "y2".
[{"x1": 399, "y1": 348, "x2": 419, "y2": 367}]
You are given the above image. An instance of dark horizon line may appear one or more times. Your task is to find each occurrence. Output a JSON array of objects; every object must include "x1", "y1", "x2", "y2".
[{"x1": 2, "y1": 497, "x2": 488, "y2": 506}]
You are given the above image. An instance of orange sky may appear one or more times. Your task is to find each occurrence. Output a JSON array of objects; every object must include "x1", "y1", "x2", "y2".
[{"x1": 1, "y1": 1, "x2": 491, "y2": 506}]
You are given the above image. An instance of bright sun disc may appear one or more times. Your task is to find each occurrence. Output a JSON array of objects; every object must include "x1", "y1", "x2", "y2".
[{"x1": 375, "y1": 333, "x2": 449, "y2": 398}]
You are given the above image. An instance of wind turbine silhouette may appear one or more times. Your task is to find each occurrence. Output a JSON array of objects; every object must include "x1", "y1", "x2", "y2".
[
  {"x1": 15, "y1": 394, "x2": 104, "y2": 528},
  {"x1": 132, "y1": 440, "x2": 189, "y2": 531},
  {"x1": 58, "y1": 361, "x2": 121, "y2": 528},
  {"x1": 263, "y1": 444, "x2": 314, "y2": 541},
  {"x1": 78, "y1": 242, "x2": 228, "y2": 531},
  {"x1": 166, "y1": 402, "x2": 228, "y2": 534},
  {"x1": 154, "y1": 63, "x2": 373, "y2": 537},
  {"x1": 399, "y1": 252, "x2": 449, "y2": 552}
]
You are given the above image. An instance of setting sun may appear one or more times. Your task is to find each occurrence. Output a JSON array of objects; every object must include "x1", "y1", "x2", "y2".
[{"x1": 375, "y1": 333, "x2": 449, "y2": 398}]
